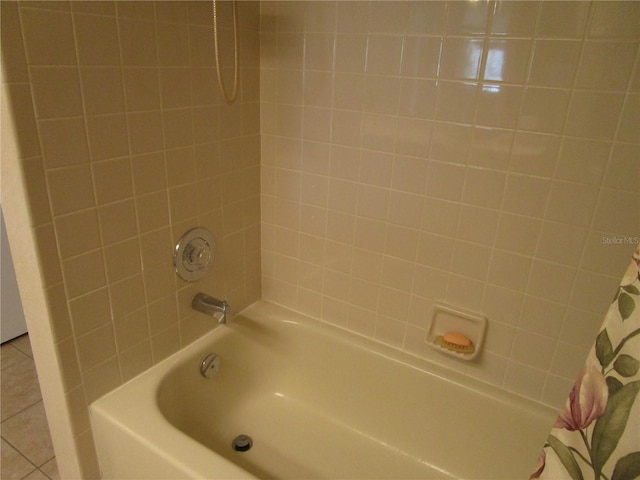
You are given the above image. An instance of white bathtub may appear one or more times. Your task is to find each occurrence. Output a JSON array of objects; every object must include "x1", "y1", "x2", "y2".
[{"x1": 90, "y1": 301, "x2": 556, "y2": 479}]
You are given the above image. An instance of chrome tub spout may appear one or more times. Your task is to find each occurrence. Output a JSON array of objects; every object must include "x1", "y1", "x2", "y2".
[{"x1": 192, "y1": 293, "x2": 229, "y2": 324}]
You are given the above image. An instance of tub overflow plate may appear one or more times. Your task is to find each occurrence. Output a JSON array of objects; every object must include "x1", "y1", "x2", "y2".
[{"x1": 200, "y1": 353, "x2": 220, "y2": 378}]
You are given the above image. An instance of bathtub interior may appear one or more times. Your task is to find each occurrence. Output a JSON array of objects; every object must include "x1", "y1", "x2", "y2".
[{"x1": 154, "y1": 302, "x2": 557, "y2": 480}]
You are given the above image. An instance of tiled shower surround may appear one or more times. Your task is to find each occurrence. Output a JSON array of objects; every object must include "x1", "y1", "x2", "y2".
[
  {"x1": 1, "y1": 0, "x2": 638, "y2": 477},
  {"x1": 260, "y1": 0, "x2": 639, "y2": 404}
]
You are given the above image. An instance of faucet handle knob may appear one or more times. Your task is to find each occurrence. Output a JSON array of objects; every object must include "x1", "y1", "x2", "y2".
[{"x1": 184, "y1": 239, "x2": 211, "y2": 271}]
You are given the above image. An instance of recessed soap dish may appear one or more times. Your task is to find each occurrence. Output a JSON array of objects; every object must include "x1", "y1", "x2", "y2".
[{"x1": 426, "y1": 303, "x2": 487, "y2": 361}]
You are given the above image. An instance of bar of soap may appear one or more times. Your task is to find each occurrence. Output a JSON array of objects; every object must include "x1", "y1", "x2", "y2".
[{"x1": 443, "y1": 331, "x2": 472, "y2": 347}]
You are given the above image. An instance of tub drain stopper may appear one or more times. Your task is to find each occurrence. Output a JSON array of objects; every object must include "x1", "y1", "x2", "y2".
[{"x1": 232, "y1": 434, "x2": 253, "y2": 452}]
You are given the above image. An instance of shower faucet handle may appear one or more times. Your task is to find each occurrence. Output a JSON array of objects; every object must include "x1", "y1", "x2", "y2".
[
  {"x1": 183, "y1": 239, "x2": 211, "y2": 271},
  {"x1": 174, "y1": 227, "x2": 215, "y2": 282}
]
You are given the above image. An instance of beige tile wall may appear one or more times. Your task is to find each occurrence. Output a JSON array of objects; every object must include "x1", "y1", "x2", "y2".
[
  {"x1": 260, "y1": 1, "x2": 640, "y2": 407},
  {"x1": 2, "y1": 1, "x2": 261, "y2": 476}
]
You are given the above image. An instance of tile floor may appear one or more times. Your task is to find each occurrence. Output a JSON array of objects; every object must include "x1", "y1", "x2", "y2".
[{"x1": 1, "y1": 334, "x2": 59, "y2": 480}]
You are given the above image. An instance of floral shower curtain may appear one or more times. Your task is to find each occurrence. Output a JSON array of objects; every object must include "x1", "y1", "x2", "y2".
[{"x1": 532, "y1": 244, "x2": 640, "y2": 480}]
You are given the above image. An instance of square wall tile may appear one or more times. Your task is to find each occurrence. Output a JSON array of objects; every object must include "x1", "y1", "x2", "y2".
[
  {"x1": 565, "y1": 91, "x2": 625, "y2": 141},
  {"x1": 93, "y1": 158, "x2": 134, "y2": 205},
  {"x1": 570, "y1": 271, "x2": 619, "y2": 315},
  {"x1": 69, "y1": 288, "x2": 111, "y2": 337},
  {"x1": 545, "y1": 181, "x2": 599, "y2": 228},
  {"x1": 380, "y1": 256, "x2": 415, "y2": 292},
  {"x1": 388, "y1": 191, "x2": 423, "y2": 229},
  {"x1": 119, "y1": 18, "x2": 158, "y2": 66},
  {"x1": 421, "y1": 198, "x2": 459, "y2": 236},
  {"x1": 360, "y1": 150, "x2": 392, "y2": 187},
  {"x1": 463, "y1": 167, "x2": 506, "y2": 209},
  {"x1": 440, "y1": 38, "x2": 483, "y2": 81},
  {"x1": 456, "y1": 205, "x2": 499, "y2": 246},
  {"x1": 54, "y1": 210, "x2": 101, "y2": 259},
  {"x1": 98, "y1": 200, "x2": 138, "y2": 245},
  {"x1": 362, "y1": 114, "x2": 396, "y2": 153},
  {"x1": 47, "y1": 166, "x2": 95, "y2": 216},
  {"x1": 76, "y1": 324, "x2": 117, "y2": 372},
  {"x1": 576, "y1": 41, "x2": 637, "y2": 91},
  {"x1": 30, "y1": 67, "x2": 83, "y2": 118},
  {"x1": 39, "y1": 118, "x2": 89, "y2": 169},
  {"x1": 502, "y1": 174, "x2": 551, "y2": 218},
  {"x1": 555, "y1": 138, "x2": 609, "y2": 185},
  {"x1": 482, "y1": 39, "x2": 530, "y2": 84},
  {"x1": 304, "y1": 33, "x2": 334, "y2": 71},
  {"x1": 588, "y1": 1, "x2": 640, "y2": 39},
  {"x1": 535, "y1": 222, "x2": 587, "y2": 267},
  {"x1": 391, "y1": 155, "x2": 429, "y2": 194},
  {"x1": 536, "y1": 2, "x2": 590, "y2": 39},
  {"x1": 109, "y1": 274, "x2": 146, "y2": 318},
  {"x1": 416, "y1": 232, "x2": 453, "y2": 271},
  {"x1": 305, "y1": 1, "x2": 336, "y2": 33},
  {"x1": 104, "y1": 238, "x2": 142, "y2": 283},
  {"x1": 445, "y1": 1, "x2": 490, "y2": 36},
  {"x1": 334, "y1": 34, "x2": 367, "y2": 73},
  {"x1": 406, "y1": 2, "x2": 445, "y2": 35},
  {"x1": 488, "y1": 250, "x2": 532, "y2": 292},
  {"x1": 368, "y1": 1, "x2": 408, "y2": 34},
  {"x1": 128, "y1": 111, "x2": 164, "y2": 155},
  {"x1": 401, "y1": 37, "x2": 441, "y2": 78},
  {"x1": 86, "y1": 114, "x2": 129, "y2": 161},
  {"x1": 123, "y1": 67, "x2": 161, "y2": 111},
  {"x1": 430, "y1": 122, "x2": 470, "y2": 165},
  {"x1": 592, "y1": 189, "x2": 640, "y2": 235},
  {"x1": 510, "y1": 330, "x2": 555, "y2": 370},
  {"x1": 80, "y1": 67, "x2": 125, "y2": 115},
  {"x1": 364, "y1": 75, "x2": 400, "y2": 114},
  {"x1": 425, "y1": 161, "x2": 465, "y2": 202},
  {"x1": 336, "y1": 2, "x2": 369, "y2": 34},
  {"x1": 468, "y1": 127, "x2": 513, "y2": 170},
  {"x1": 399, "y1": 78, "x2": 437, "y2": 119},
  {"x1": 445, "y1": 275, "x2": 484, "y2": 310},
  {"x1": 518, "y1": 88, "x2": 570, "y2": 135},
  {"x1": 482, "y1": 284, "x2": 524, "y2": 327},
  {"x1": 366, "y1": 35, "x2": 403, "y2": 75},
  {"x1": 491, "y1": 1, "x2": 539, "y2": 37},
  {"x1": 62, "y1": 250, "x2": 107, "y2": 299},
  {"x1": 20, "y1": 7, "x2": 77, "y2": 65},
  {"x1": 519, "y1": 296, "x2": 566, "y2": 338},
  {"x1": 74, "y1": 13, "x2": 120, "y2": 65},
  {"x1": 509, "y1": 132, "x2": 560, "y2": 178},
  {"x1": 435, "y1": 81, "x2": 478, "y2": 124},
  {"x1": 527, "y1": 260, "x2": 576, "y2": 304},
  {"x1": 451, "y1": 241, "x2": 491, "y2": 281},
  {"x1": 475, "y1": 84, "x2": 522, "y2": 129},
  {"x1": 603, "y1": 144, "x2": 640, "y2": 193},
  {"x1": 157, "y1": 22, "x2": 189, "y2": 67},
  {"x1": 528, "y1": 40, "x2": 581, "y2": 88}
]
